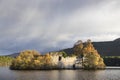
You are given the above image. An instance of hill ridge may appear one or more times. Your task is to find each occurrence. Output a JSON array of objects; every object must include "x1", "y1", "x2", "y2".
[{"x1": 8, "y1": 38, "x2": 120, "y2": 57}]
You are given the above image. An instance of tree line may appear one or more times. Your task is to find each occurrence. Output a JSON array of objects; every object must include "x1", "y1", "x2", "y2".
[
  {"x1": 0, "y1": 56, "x2": 14, "y2": 66},
  {"x1": 9, "y1": 39, "x2": 106, "y2": 70}
]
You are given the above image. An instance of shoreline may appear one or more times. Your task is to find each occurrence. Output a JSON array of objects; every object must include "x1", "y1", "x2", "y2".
[{"x1": 1, "y1": 66, "x2": 120, "y2": 70}]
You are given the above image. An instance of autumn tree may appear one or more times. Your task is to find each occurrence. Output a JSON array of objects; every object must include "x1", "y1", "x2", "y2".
[
  {"x1": 73, "y1": 39, "x2": 106, "y2": 69},
  {"x1": 0, "y1": 56, "x2": 14, "y2": 66},
  {"x1": 73, "y1": 40, "x2": 84, "y2": 66},
  {"x1": 73, "y1": 40, "x2": 83, "y2": 57},
  {"x1": 82, "y1": 40, "x2": 106, "y2": 69},
  {"x1": 10, "y1": 50, "x2": 41, "y2": 69},
  {"x1": 10, "y1": 50, "x2": 54, "y2": 70}
]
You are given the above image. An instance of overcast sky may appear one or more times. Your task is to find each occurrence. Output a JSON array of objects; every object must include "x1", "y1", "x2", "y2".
[{"x1": 0, "y1": 0, "x2": 120, "y2": 55}]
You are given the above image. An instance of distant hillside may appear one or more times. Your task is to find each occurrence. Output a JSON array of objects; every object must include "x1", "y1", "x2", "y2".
[
  {"x1": 93, "y1": 40, "x2": 120, "y2": 56},
  {"x1": 62, "y1": 38, "x2": 120, "y2": 56},
  {"x1": 8, "y1": 38, "x2": 120, "y2": 57},
  {"x1": 7, "y1": 53, "x2": 20, "y2": 57}
]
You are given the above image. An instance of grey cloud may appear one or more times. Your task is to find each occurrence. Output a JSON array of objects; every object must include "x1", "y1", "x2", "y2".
[{"x1": 0, "y1": 0, "x2": 120, "y2": 55}]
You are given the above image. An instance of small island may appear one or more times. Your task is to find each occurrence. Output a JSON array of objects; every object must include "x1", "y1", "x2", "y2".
[{"x1": 10, "y1": 40, "x2": 105, "y2": 70}]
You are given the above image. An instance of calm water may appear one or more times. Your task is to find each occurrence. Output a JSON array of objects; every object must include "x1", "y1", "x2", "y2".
[{"x1": 0, "y1": 67, "x2": 120, "y2": 80}]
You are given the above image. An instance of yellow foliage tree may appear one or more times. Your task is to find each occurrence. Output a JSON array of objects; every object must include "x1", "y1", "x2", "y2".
[
  {"x1": 10, "y1": 50, "x2": 40, "y2": 69},
  {"x1": 82, "y1": 40, "x2": 106, "y2": 69},
  {"x1": 73, "y1": 39, "x2": 106, "y2": 69},
  {"x1": 10, "y1": 50, "x2": 53, "y2": 70},
  {"x1": 73, "y1": 40, "x2": 83, "y2": 56}
]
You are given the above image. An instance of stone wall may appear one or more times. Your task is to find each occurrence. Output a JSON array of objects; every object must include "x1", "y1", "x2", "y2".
[
  {"x1": 59, "y1": 57, "x2": 77, "y2": 68},
  {"x1": 50, "y1": 53, "x2": 82, "y2": 69}
]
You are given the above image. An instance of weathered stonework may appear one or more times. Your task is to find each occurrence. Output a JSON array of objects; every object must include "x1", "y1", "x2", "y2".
[{"x1": 50, "y1": 52, "x2": 82, "y2": 69}]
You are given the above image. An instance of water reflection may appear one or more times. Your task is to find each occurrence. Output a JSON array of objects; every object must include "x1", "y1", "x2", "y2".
[{"x1": 0, "y1": 67, "x2": 120, "y2": 80}]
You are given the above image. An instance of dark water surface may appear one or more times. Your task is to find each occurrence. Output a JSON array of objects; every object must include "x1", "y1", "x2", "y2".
[{"x1": 0, "y1": 67, "x2": 120, "y2": 80}]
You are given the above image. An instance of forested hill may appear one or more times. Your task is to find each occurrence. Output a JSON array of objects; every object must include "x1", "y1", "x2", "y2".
[
  {"x1": 8, "y1": 38, "x2": 120, "y2": 57},
  {"x1": 63, "y1": 38, "x2": 120, "y2": 56}
]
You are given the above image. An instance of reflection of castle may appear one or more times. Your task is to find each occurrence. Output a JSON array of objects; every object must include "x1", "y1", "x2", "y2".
[{"x1": 50, "y1": 52, "x2": 83, "y2": 69}]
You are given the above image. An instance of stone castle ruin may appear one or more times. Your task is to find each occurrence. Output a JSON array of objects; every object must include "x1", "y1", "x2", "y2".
[{"x1": 50, "y1": 52, "x2": 82, "y2": 69}]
